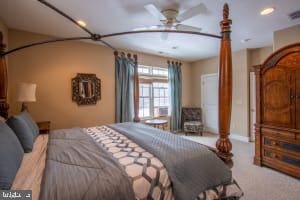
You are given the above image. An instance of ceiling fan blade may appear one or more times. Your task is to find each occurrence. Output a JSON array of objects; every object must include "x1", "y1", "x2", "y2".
[
  {"x1": 177, "y1": 3, "x2": 207, "y2": 22},
  {"x1": 133, "y1": 27, "x2": 148, "y2": 31},
  {"x1": 144, "y1": 4, "x2": 166, "y2": 20},
  {"x1": 161, "y1": 32, "x2": 169, "y2": 40},
  {"x1": 176, "y1": 24, "x2": 202, "y2": 32}
]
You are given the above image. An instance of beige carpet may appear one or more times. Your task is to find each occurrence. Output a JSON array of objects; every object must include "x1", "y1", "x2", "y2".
[{"x1": 182, "y1": 133, "x2": 300, "y2": 200}]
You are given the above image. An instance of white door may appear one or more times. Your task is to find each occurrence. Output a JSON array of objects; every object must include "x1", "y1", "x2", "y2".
[
  {"x1": 250, "y1": 72, "x2": 256, "y2": 141},
  {"x1": 201, "y1": 74, "x2": 219, "y2": 134}
]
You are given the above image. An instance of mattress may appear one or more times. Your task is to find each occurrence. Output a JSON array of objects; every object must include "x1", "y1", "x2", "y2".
[{"x1": 12, "y1": 125, "x2": 243, "y2": 200}]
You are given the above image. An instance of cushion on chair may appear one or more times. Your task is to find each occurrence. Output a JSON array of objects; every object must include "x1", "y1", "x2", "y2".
[{"x1": 184, "y1": 121, "x2": 204, "y2": 133}]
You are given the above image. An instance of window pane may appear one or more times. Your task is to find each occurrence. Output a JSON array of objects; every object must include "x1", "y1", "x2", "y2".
[
  {"x1": 154, "y1": 107, "x2": 159, "y2": 117},
  {"x1": 143, "y1": 87, "x2": 149, "y2": 96},
  {"x1": 138, "y1": 65, "x2": 151, "y2": 75},
  {"x1": 144, "y1": 108, "x2": 150, "y2": 117},
  {"x1": 153, "y1": 88, "x2": 159, "y2": 97},
  {"x1": 160, "y1": 90, "x2": 164, "y2": 96},
  {"x1": 139, "y1": 110, "x2": 143, "y2": 117},
  {"x1": 144, "y1": 98, "x2": 150, "y2": 108},
  {"x1": 153, "y1": 82, "x2": 159, "y2": 87},
  {"x1": 154, "y1": 98, "x2": 159, "y2": 107}
]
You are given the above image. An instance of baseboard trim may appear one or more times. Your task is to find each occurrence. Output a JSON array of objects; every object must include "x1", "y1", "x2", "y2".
[
  {"x1": 230, "y1": 134, "x2": 249, "y2": 142},
  {"x1": 204, "y1": 129, "x2": 250, "y2": 142}
]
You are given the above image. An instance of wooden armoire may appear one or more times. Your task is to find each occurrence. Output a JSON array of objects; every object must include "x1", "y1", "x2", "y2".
[{"x1": 254, "y1": 43, "x2": 300, "y2": 178}]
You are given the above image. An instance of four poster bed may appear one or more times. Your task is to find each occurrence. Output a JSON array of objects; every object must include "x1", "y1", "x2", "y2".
[{"x1": 0, "y1": 1, "x2": 243, "y2": 200}]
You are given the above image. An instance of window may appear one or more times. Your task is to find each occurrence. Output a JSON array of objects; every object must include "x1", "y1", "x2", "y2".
[{"x1": 138, "y1": 65, "x2": 169, "y2": 118}]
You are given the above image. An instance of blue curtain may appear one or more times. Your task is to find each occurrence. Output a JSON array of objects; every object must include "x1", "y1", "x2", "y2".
[
  {"x1": 168, "y1": 62, "x2": 182, "y2": 131},
  {"x1": 115, "y1": 54, "x2": 134, "y2": 123}
]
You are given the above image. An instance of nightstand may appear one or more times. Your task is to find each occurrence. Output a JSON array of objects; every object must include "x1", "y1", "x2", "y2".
[{"x1": 37, "y1": 121, "x2": 51, "y2": 134}]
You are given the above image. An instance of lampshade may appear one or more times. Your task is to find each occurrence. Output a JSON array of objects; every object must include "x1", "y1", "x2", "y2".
[{"x1": 16, "y1": 83, "x2": 37, "y2": 102}]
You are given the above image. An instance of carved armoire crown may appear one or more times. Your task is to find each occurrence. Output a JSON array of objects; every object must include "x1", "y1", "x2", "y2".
[{"x1": 254, "y1": 43, "x2": 300, "y2": 178}]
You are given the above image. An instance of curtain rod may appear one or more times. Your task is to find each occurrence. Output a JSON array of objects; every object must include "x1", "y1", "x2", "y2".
[
  {"x1": 102, "y1": 30, "x2": 222, "y2": 39},
  {"x1": 2, "y1": 37, "x2": 92, "y2": 56}
]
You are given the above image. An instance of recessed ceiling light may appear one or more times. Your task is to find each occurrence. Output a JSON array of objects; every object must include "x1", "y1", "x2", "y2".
[
  {"x1": 241, "y1": 38, "x2": 251, "y2": 43},
  {"x1": 77, "y1": 20, "x2": 87, "y2": 27},
  {"x1": 260, "y1": 7, "x2": 275, "y2": 15}
]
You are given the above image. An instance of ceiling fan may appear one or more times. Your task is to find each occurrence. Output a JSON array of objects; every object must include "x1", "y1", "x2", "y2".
[{"x1": 134, "y1": 3, "x2": 207, "y2": 40}]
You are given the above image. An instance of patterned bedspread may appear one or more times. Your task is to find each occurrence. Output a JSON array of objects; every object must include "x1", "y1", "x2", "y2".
[{"x1": 86, "y1": 126, "x2": 243, "y2": 200}]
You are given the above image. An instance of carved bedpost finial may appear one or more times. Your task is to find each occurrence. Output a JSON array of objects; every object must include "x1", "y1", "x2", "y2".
[
  {"x1": 223, "y1": 3, "x2": 229, "y2": 20},
  {"x1": 220, "y1": 3, "x2": 232, "y2": 35}
]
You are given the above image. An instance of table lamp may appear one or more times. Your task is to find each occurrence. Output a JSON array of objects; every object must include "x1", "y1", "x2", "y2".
[{"x1": 17, "y1": 83, "x2": 36, "y2": 112}]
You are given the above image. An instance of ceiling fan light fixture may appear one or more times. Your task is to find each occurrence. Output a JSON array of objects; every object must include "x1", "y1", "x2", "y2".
[
  {"x1": 260, "y1": 7, "x2": 275, "y2": 15},
  {"x1": 77, "y1": 20, "x2": 87, "y2": 27}
]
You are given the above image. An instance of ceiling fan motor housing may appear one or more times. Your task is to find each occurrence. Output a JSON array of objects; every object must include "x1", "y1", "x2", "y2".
[{"x1": 162, "y1": 9, "x2": 179, "y2": 24}]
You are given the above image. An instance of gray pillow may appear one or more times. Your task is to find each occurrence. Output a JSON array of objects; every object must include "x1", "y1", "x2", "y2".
[
  {"x1": 19, "y1": 112, "x2": 39, "y2": 140},
  {"x1": 7, "y1": 116, "x2": 34, "y2": 153},
  {"x1": 0, "y1": 123, "x2": 24, "y2": 190}
]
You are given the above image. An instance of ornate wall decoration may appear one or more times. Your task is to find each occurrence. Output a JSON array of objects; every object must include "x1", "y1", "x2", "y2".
[{"x1": 72, "y1": 73, "x2": 101, "y2": 105}]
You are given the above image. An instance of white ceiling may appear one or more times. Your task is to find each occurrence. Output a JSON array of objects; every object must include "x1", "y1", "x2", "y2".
[{"x1": 0, "y1": 0, "x2": 299, "y2": 61}]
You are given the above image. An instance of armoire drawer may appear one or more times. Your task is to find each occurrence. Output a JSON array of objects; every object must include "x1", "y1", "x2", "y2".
[
  {"x1": 263, "y1": 149, "x2": 300, "y2": 178},
  {"x1": 261, "y1": 127, "x2": 296, "y2": 141},
  {"x1": 263, "y1": 136, "x2": 300, "y2": 157}
]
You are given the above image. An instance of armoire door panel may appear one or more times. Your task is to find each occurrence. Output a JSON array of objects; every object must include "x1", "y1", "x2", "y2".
[
  {"x1": 262, "y1": 67, "x2": 295, "y2": 128},
  {"x1": 296, "y1": 69, "x2": 300, "y2": 129}
]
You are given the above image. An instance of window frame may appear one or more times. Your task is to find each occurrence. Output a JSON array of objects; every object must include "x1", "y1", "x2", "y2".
[{"x1": 138, "y1": 65, "x2": 169, "y2": 119}]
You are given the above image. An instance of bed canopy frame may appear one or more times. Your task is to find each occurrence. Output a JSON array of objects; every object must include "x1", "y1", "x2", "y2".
[{"x1": 0, "y1": 0, "x2": 233, "y2": 164}]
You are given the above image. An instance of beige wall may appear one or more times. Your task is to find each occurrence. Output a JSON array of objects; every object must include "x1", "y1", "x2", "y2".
[
  {"x1": 248, "y1": 46, "x2": 273, "y2": 66},
  {"x1": 190, "y1": 57, "x2": 218, "y2": 107},
  {"x1": 191, "y1": 49, "x2": 250, "y2": 137},
  {"x1": 7, "y1": 29, "x2": 192, "y2": 129},
  {"x1": 273, "y1": 25, "x2": 300, "y2": 50}
]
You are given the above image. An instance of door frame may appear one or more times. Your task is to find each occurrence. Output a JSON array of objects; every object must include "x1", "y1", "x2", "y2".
[
  {"x1": 201, "y1": 73, "x2": 219, "y2": 134},
  {"x1": 249, "y1": 71, "x2": 256, "y2": 142}
]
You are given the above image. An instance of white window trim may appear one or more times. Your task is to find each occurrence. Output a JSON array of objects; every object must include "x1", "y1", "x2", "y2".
[{"x1": 138, "y1": 65, "x2": 169, "y2": 119}]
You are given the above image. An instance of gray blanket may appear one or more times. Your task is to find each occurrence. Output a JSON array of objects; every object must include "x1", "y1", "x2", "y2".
[
  {"x1": 39, "y1": 128, "x2": 135, "y2": 200},
  {"x1": 109, "y1": 122, "x2": 232, "y2": 200}
]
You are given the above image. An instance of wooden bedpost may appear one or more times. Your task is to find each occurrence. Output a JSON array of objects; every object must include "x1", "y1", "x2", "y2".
[
  {"x1": 0, "y1": 31, "x2": 9, "y2": 118},
  {"x1": 216, "y1": 3, "x2": 233, "y2": 163},
  {"x1": 133, "y1": 54, "x2": 140, "y2": 122}
]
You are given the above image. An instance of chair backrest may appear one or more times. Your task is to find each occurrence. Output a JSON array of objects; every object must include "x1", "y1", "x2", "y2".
[{"x1": 181, "y1": 107, "x2": 202, "y2": 123}]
